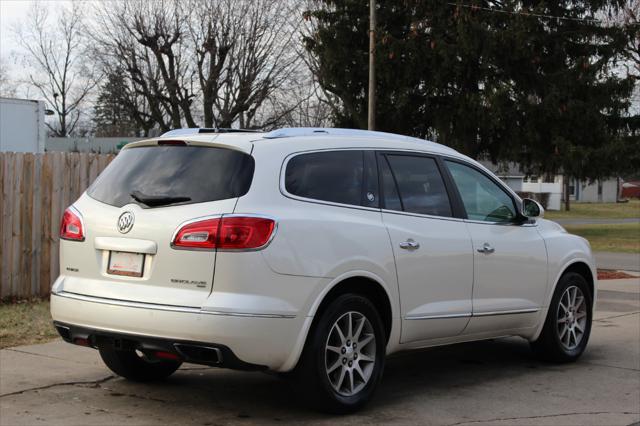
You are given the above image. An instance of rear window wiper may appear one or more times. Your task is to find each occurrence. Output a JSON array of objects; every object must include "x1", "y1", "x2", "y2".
[{"x1": 130, "y1": 190, "x2": 191, "y2": 207}]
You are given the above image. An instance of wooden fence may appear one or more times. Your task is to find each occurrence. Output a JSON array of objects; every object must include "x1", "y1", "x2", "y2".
[{"x1": 0, "y1": 152, "x2": 115, "y2": 299}]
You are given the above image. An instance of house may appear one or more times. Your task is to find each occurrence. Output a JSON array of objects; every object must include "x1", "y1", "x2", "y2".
[{"x1": 480, "y1": 161, "x2": 620, "y2": 210}]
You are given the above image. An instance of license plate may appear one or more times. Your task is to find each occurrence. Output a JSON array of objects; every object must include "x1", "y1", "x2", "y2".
[{"x1": 107, "y1": 251, "x2": 145, "y2": 277}]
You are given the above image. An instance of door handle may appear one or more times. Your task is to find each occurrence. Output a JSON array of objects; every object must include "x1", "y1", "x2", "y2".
[
  {"x1": 477, "y1": 243, "x2": 495, "y2": 254},
  {"x1": 399, "y1": 239, "x2": 420, "y2": 250}
]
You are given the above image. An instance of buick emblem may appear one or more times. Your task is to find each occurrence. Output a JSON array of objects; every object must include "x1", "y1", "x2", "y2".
[{"x1": 117, "y1": 211, "x2": 135, "y2": 234}]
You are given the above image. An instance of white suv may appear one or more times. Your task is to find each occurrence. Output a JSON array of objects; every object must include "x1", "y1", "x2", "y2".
[{"x1": 51, "y1": 127, "x2": 596, "y2": 412}]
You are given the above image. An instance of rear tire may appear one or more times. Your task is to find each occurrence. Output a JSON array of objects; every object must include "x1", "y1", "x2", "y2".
[
  {"x1": 289, "y1": 294, "x2": 386, "y2": 414},
  {"x1": 531, "y1": 272, "x2": 592, "y2": 362},
  {"x1": 98, "y1": 347, "x2": 181, "y2": 381}
]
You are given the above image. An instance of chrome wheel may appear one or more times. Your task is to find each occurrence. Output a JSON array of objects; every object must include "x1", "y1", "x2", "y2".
[
  {"x1": 556, "y1": 285, "x2": 587, "y2": 351},
  {"x1": 325, "y1": 311, "x2": 376, "y2": 396}
]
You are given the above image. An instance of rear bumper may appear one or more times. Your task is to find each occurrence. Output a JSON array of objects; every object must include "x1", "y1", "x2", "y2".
[
  {"x1": 50, "y1": 292, "x2": 309, "y2": 372},
  {"x1": 53, "y1": 321, "x2": 265, "y2": 370}
]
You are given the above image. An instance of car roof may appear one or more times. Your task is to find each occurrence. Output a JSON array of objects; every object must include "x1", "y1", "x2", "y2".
[{"x1": 125, "y1": 127, "x2": 462, "y2": 158}]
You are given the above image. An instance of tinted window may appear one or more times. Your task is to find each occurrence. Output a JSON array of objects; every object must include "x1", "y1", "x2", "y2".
[
  {"x1": 285, "y1": 151, "x2": 369, "y2": 206},
  {"x1": 445, "y1": 160, "x2": 516, "y2": 223},
  {"x1": 88, "y1": 146, "x2": 254, "y2": 208},
  {"x1": 384, "y1": 155, "x2": 452, "y2": 217},
  {"x1": 380, "y1": 156, "x2": 402, "y2": 211}
]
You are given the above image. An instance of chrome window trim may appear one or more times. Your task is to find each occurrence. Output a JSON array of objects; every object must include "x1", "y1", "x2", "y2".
[
  {"x1": 52, "y1": 290, "x2": 296, "y2": 319},
  {"x1": 380, "y1": 208, "x2": 465, "y2": 223},
  {"x1": 279, "y1": 147, "x2": 464, "y2": 219}
]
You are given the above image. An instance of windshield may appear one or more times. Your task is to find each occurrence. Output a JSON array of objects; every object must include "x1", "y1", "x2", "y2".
[{"x1": 87, "y1": 145, "x2": 255, "y2": 208}]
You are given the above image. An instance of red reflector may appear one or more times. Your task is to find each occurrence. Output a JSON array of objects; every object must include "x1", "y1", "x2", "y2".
[
  {"x1": 172, "y1": 216, "x2": 275, "y2": 250},
  {"x1": 73, "y1": 337, "x2": 91, "y2": 347},
  {"x1": 154, "y1": 351, "x2": 181, "y2": 361},
  {"x1": 60, "y1": 207, "x2": 85, "y2": 241}
]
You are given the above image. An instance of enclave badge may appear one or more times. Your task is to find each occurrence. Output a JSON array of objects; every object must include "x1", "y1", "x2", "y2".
[{"x1": 117, "y1": 211, "x2": 135, "y2": 234}]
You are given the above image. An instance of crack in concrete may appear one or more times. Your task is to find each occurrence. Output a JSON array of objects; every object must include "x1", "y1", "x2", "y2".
[
  {"x1": 0, "y1": 375, "x2": 169, "y2": 404},
  {"x1": 4, "y1": 347, "x2": 100, "y2": 365},
  {"x1": 583, "y1": 361, "x2": 640, "y2": 372},
  {"x1": 0, "y1": 375, "x2": 115, "y2": 398},
  {"x1": 594, "y1": 311, "x2": 640, "y2": 322},
  {"x1": 446, "y1": 411, "x2": 640, "y2": 426}
]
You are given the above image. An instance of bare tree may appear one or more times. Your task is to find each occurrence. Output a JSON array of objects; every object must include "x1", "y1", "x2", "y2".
[
  {"x1": 186, "y1": 0, "x2": 303, "y2": 128},
  {"x1": 622, "y1": 1, "x2": 639, "y2": 79},
  {"x1": 14, "y1": 2, "x2": 97, "y2": 136},
  {"x1": 0, "y1": 60, "x2": 18, "y2": 98},
  {"x1": 91, "y1": 0, "x2": 308, "y2": 131}
]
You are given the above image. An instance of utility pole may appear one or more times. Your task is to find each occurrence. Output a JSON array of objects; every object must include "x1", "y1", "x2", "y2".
[{"x1": 367, "y1": 0, "x2": 376, "y2": 130}]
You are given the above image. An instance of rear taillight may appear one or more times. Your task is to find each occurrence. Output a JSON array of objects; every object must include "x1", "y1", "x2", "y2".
[
  {"x1": 60, "y1": 207, "x2": 85, "y2": 241},
  {"x1": 171, "y1": 216, "x2": 276, "y2": 251}
]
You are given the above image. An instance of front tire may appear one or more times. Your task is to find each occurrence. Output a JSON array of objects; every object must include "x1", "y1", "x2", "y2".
[
  {"x1": 98, "y1": 347, "x2": 182, "y2": 381},
  {"x1": 531, "y1": 272, "x2": 592, "y2": 362},
  {"x1": 290, "y1": 294, "x2": 386, "y2": 413}
]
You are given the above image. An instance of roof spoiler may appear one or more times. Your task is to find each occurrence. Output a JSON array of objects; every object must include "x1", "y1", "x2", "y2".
[{"x1": 160, "y1": 128, "x2": 260, "y2": 137}]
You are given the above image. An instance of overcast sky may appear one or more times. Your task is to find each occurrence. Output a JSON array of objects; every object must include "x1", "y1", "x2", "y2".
[{"x1": 1, "y1": 1, "x2": 74, "y2": 67}]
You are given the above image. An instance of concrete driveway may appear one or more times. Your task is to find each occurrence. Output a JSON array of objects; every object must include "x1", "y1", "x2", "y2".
[{"x1": 1, "y1": 279, "x2": 639, "y2": 426}]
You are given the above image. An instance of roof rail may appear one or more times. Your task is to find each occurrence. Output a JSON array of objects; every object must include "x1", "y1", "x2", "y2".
[
  {"x1": 160, "y1": 128, "x2": 261, "y2": 137},
  {"x1": 263, "y1": 127, "x2": 413, "y2": 141}
]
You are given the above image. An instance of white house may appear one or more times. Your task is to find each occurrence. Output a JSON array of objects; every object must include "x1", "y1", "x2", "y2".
[{"x1": 480, "y1": 161, "x2": 619, "y2": 210}]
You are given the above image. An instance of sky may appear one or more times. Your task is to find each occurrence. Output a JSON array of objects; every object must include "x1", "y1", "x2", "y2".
[
  {"x1": 1, "y1": 0, "x2": 34, "y2": 63},
  {"x1": 1, "y1": 1, "x2": 76, "y2": 76}
]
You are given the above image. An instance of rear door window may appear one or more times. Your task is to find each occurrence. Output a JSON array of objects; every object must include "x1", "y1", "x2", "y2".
[
  {"x1": 382, "y1": 154, "x2": 453, "y2": 217},
  {"x1": 88, "y1": 146, "x2": 255, "y2": 208},
  {"x1": 285, "y1": 150, "x2": 378, "y2": 207}
]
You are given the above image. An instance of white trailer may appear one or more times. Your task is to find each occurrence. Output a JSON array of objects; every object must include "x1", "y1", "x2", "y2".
[{"x1": 0, "y1": 97, "x2": 47, "y2": 153}]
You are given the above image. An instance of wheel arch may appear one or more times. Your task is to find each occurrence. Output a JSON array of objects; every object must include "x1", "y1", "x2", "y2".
[
  {"x1": 309, "y1": 275, "x2": 394, "y2": 343},
  {"x1": 530, "y1": 258, "x2": 596, "y2": 342},
  {"x1": 561, "y1": 261, "x2": 595, "y2": 300},
  {"x1": 278, "y1": 271, "x2": 398, "y2": 372}
]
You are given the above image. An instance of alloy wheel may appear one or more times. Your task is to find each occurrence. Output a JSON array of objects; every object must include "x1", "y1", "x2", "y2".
[
  {"x1": 556, "y1": 285, "x2": 588, "y2": 351},
  {"x1": 324, "y1": 311, "x2": 377, "y2": 396}
]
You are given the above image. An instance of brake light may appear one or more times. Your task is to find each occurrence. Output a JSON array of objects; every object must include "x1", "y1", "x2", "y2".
[
  {"x1": 60, "y1": 207, "x2": 85, "y2": 241},
  {"x1": 172, "y1": 216, "x2": 275, "y2": 250},
  {"x1": 158, "y1": 140, "x2": 187, "y2": 146}
]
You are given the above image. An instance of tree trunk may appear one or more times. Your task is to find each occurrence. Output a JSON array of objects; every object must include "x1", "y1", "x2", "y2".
[{"x1": 564, "y1": 175, "x2": 571, "y2": 212}]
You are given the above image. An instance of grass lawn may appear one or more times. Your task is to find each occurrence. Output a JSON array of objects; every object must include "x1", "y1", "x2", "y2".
[
  {"x1": 0, "y1": 299, "x2": 59, "y2": 349},
  {"x1": 564, "y1": 223, "x2": 640, "y2": 254},
  {"x1": 545, "y1": 200, "x2": 640, "y2": 219}
]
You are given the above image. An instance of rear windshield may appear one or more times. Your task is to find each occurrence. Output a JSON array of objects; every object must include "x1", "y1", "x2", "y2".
[{"x1": 87, "y1": 146, "x2": 255, "y2": 208}]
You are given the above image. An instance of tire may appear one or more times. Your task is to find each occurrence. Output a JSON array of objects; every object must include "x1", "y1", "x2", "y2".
[
  {"x1": 98, "y1": 347, "x2": 182, "y2": 381},
  {"x1": 289, "y1": 294, "x2": 386, "y2": 414},
  {"x1": 531, "y1": 272, "x2": 593, "y2": 362}
]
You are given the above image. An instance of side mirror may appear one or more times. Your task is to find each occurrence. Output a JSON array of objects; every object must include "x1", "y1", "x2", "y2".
[{"x1": 522, "y1": 198, "x2": 544, "y2": 218}]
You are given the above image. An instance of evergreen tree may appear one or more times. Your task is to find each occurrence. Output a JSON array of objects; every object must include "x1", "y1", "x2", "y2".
[
  {"x1": 305, "y1": 1, "x2": 637, "y2": 204},
  {"x1": 93, "y1": 70, "x2": 143, "y2": 137}
]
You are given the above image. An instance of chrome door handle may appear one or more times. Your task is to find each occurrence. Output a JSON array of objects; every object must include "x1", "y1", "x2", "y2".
[
  {"x1": 399, "y1": 239, "x2": 420, "y2": 250},
  {"x1": 477, "y1": 243, "x2": 495, "y2": 254}
]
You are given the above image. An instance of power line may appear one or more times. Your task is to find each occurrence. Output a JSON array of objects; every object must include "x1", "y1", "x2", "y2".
[{"x1": 446, "y1": 2, "x2": 640, "y2": 27}]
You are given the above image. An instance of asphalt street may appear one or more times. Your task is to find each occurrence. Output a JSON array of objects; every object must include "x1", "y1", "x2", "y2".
[{"x1": 1, "y1": 278, "x2": 639, "y2": 426}]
